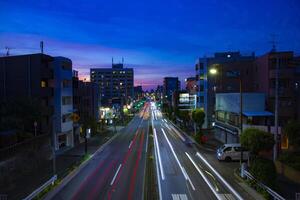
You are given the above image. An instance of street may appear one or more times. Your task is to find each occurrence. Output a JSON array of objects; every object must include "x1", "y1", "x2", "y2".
[
  {"x1": 48, "y1": 102, "x2": 254, "y2": 200},
  {"x1": 48, "y1": 104, "x2": 150, "y2": 200}
]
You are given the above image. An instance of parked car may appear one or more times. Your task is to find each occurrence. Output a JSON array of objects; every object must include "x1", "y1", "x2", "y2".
[{"x1": 216, "y1": 143, "x2": 249, "y2": 161}]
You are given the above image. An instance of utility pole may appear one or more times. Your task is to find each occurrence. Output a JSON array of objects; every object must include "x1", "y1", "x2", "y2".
[{"x1": 40, "y1": 41, "x2": 44, "y2": 54}]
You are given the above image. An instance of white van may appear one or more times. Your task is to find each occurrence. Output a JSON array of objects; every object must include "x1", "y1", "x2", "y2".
[{"x1": 216, "y1": 143, "x2": 249, "y2": 161}]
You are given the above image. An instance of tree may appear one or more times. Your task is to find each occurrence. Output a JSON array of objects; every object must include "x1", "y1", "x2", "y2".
[
  {"x1": 178, "y1": 110, "x2": 190, "y2": 128},
  {"x1": 283, "y1": 120, "x2": 300, "y2": 150},
  {"x1": 191, "y1": 108, "x2": 205, "y2": 133},
  {"x1": 240, "y1": 128, "x2": 274, "y2": 155}
]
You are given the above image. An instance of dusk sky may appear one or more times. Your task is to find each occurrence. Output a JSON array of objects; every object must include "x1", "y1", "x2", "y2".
[{"x1": 1, "y1": 0, "x2": 300, "y2": 90}]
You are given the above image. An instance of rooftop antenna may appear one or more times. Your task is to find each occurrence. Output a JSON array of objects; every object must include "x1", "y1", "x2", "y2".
[
  {"x1": 112, "y1": 57, "x2": 114, "y2": 65},
  {"x1": 40, "y1": 41, "x2": 44, "y2": 54},
  {"x1": 269, "y1": 33, "x2": 278, "y2": 52},
  {"x1": 5, "y1": 46, "x2": 10, "y2": 56},
  {"x1": 122, "y1": 57, "x2": 124, "y2": 65}
]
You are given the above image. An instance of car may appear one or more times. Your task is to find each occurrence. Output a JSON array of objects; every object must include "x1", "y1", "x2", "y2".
[
  {"x1": 216, "y1": 143, "x2": 249, "y2": 162},
  {"x1": 184, "y1": 137, "x2": 193, "y2": 147}
]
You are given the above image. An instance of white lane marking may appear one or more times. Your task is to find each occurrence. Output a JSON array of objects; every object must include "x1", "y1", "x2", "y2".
[
  {"x1": 153, "y1": 127, "x2": 163, "y2": 200},
  {"x1": 185, "y1": 152, "x2": 222, "y2": 200},
  {"x1": 154, "y1": 128, "x2": 165, "y2": 180},
  {"x1": 128, "y1": 141, "x2": 133, "y2": 149},
  {"x1": 110, "y1": 164, "x2": 122, "y2": 185},
  {"x1": 196, "y1": 152, "x2": 243, "y2": 200},
  {"x1": 145, "y1": 127, "x2": 149, "y2": 153},
  {"x1": 161, "y1": 128, "x2": 195, "y2": 191},
  {"x1": 169, "y1": 124, "x2": 185, "y2": 142},
  {"x1": 171, "y1": 194, "x2": 188, "y2": 200}
]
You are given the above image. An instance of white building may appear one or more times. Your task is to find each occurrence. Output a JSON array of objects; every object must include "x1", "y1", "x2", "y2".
[{"x1": 52, "y1": 57, "x2": 74, "y2": 150}]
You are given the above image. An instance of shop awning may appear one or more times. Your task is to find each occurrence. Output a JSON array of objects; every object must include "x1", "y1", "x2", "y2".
[{"x1": 243, "y1": 111, "x2": 273, "y2": 117}]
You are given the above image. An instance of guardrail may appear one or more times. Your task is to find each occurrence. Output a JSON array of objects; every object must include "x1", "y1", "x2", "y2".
[
  {"x1": 242, "y1": 168, "x2": 285, "y2": 200},
  {"x1": 23, "y1": 175, "x2": 57, "y2": 200}
]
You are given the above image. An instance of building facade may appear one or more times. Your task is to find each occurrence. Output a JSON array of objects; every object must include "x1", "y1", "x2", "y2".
[
  {"x1": 73, "y1": 70, "x2": 100, "y2": 144},
  {"x1": 195, "y1": 52, "x2": 256, "y2": 129},
  {"x1": 255, "y1": 51, "x2": 300, "y2": 126},
  {"x1": 0, "y1": 53, "x2": 75, "y2": 151},
  {"x1": 215, "y1": 93, "x2": 274, "y2": 143},
  {"x1": 52, "y1": 57, "x2": 74, "y2": 150},
  {"x1": 185, "y1": 77, "x2": 197, "y2": 94},
  {"x1": 0, "y1": 54, "x2": 54, "y2": 136},
  {"x1": 163, "y1": 77, "x2": 180, "y2": 105},
  {"x1": 90, "y1": 63, "x2": 134, "y2": 107}
]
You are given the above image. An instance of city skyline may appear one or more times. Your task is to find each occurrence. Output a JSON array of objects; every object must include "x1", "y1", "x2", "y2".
[{"x1": 1, "y1": 0, "x2": 300, "y2": 90}]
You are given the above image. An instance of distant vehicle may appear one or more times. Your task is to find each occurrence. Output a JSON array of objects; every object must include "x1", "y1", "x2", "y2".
[
  {"x1": 216, "y1": 143, "x2": 249, "y2": 161},
  {"x1": 184, "y1": 137, "x2": 193, "y2": 147}
]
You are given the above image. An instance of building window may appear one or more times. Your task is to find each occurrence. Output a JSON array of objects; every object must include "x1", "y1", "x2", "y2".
[
  {"x1": 62, "y1": 96, "x2": 72, "y2": 105},
  {"x1": 62, "y1": 80, "x2": 72, "y2": 88},
  {"x1": 41, "y1": 80, "x2": 47, "y2": 88},
  {"x1": 200, "y1": 63, "x2": 204, "y2": 70}
]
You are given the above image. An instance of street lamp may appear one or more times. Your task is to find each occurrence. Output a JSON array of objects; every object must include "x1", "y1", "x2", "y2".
[{"x1": 209, "y1": 68, "x2": 218, "y2": 75}]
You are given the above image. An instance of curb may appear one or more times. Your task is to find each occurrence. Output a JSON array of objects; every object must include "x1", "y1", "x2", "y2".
[{"x1": 44, "y1": 131, "x2": 121, "y2": 200}]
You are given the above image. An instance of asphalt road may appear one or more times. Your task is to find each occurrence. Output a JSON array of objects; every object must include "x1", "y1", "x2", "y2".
[
  {"x1": 49, "y1": 101, "x2": 246, "y2": 200},
  {"x1": 150, "y1": 102, "x2": 242, "y2": 200},
  {"x1": 49, "y1": 104, "x2": 150, "y2": 200}
]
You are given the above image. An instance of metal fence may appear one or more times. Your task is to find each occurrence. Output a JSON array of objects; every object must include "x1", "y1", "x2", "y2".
[{"x1": 242, "y1": 168, "x2": 285, "y2": 200}]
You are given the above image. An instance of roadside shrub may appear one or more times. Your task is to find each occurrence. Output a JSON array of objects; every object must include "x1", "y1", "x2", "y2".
[
  {"x1": 250, "y1": 157, "x2": 277, "y2": 189},
  {"x1": 193, "y1": 132, "x2": 203, "y2": 144},
  {"x1": 278, "y1": 151, "x2": 300, "y2": 171}
]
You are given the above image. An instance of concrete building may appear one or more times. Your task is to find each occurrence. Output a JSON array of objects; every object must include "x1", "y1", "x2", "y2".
[
  {"x1": 195, "y1": 52, "x2": 256, "y2": 129},
  {"x1": 52, "y1": 57, "x2": 74, "y2": 150},
  {"x1": 255, "y1": 51, "x2": 300, "y2": 126},
  {"x1": 172, "y1": 90, "x2": 197, "y2": 111},
  {"x1": 73, "y1": 70, "x2": 100, "y2": 144},
  {"x1": 0, "y1": 53, "x2": 54, "y2": 136},
  {"x1": 215, "y1": 93, "x2": 274, "y2": 143},
  {"x1": 185, "y1": 77, "x2": 197, "y2": 94},
  {"x1": 0, "y1": 53, "x2": 75, "y2": 150},
  {"x1": 134, "y1": 86, "x2": 143, "y2": 100},
  {"x1": 163, "y1": 77, "x2": 180, "y2": 105},
  {"x1": 90, "y1": 63, "x2": 134, "y2": 107}
]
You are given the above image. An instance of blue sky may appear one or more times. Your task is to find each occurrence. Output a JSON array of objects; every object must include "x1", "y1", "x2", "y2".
[{"x1": 1, "y1": 0, "x2": 300, "y2": 89}]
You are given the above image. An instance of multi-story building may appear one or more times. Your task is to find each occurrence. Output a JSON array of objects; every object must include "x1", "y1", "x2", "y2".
[
  {"x1": 90, "y1": 63, "x2": 134, "y2": 107},
  {"x1": 134, "y1": 86, "x2": 143, "y2": 100},
  {"x1": 185, "y1": 77, "x2": 197, "y2": 94},
  {"x1": 255, "y1": 51, "x2": 300, "y2": 126},
  {"x1": 195, "y1": 52, "x2": 256, "y2": 129},
  {"x1": 0, "y1": 53, "x2": 54, "y2": 136},
  {"x1": 0, "y1": 53, "x2": 75, "y2": 150},
  {"x1": 215, "y1": 93, "x2": 274, "y2": 143},
  {"x1": 73, "y1": 70, "x2": 100, "y2": 144},
  {"x1": 163, "y1": 77, "x2": 180, "y2": 106},
  {"x1": 52, "y1": 57, "x2": 74, "y2": 150},
  {"x1": 172, "y1": 90, "x2": 197, "y2": 111}
]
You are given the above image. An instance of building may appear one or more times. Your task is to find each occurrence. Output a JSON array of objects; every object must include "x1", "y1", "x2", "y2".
[
  {"x1": 185, "y1": 77, "x2": 197, "y2": 94},
  {"x1": 0, "y1": 54, "x2": 54, "y2": 136},
  {"x1": 73, "y1": 70, "x2": 100, "y2": 144},
  {"x1": 90, "y1": 63, "x2": 134, "y2": 107},
  {"x1": 172, "y1": 90, "x2": 197, "y2": 111},
  {"x1": 134, "y1": 86, "x2": 143, "y2": 100},
  {"x1": 0, "y1": 53, "x2": 75, "y2": 150},
  {"x1": 163, "y1": 77, "x2": 180, "y2": 105},
  {"x1": 255, "y1": 51, "x2": 300, "y2": 126},
  {"x1": 52, "y1": 57, "x2": 74, "y2": 150},
  {"x1": 195, "y1": 51, "x2": 256, "y2": 129},
  {"x1": 215, "y1": 93, "x2": 274, "y2": 143}
]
